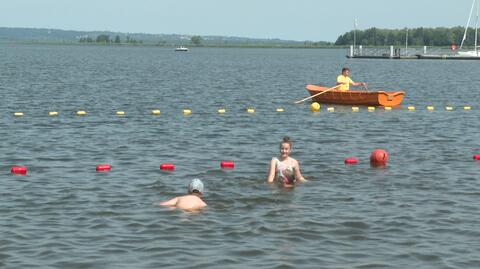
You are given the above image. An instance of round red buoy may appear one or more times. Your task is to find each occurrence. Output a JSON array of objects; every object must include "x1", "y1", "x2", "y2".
[
  {"x1": 160, "y1": 163, "x2": 175, "y2": 171},
  {"x1": 11, "y1": 166, "x2": 27, "y2": 175},
  {"x1": 473, "y1": 154, "x2": 480, "y2": 160},
  {"x1": 344, "y1": 157, "x2": 358, "y2": 165},
  {"x1": 96, "y1": 164, "x2": 111, "y2": 172},
  {"x1": 370, "y1": 149, "x2": 388, "y2": 166},
  {"x1": 220, "y1": 161, "x2": 235, "y2": 169}
]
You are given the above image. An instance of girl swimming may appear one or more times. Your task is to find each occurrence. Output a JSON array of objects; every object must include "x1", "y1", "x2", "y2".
[{"x1": 266, "y1": 137, "x2": 306, "y2": 187}]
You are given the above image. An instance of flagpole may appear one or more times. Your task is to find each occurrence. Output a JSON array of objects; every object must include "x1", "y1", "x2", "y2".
[
  {"x1": 353, "y1": 19, "x2": 357, "y2": 55},
  {"x1": 405, "y1": 27, "x2": 408, "y2": 56}
]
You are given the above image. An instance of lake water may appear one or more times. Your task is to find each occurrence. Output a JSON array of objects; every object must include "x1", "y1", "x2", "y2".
[{"x1": 0, "y1": 44, "x2": 479, "y2": 269}]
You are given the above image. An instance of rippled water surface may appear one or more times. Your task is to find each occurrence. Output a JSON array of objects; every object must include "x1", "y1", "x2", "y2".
[{"x1": 1, "y1": 44, "x2": 479, "y2": 269}]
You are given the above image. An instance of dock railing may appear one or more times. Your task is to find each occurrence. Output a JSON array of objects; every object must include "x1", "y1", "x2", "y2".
[{"x1": 350, "y1": 45, "x2": 458, "y2": 58}]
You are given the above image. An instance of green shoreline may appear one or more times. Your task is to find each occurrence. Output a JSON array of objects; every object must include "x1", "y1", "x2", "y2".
[
  {"x1": 0, "y1": 40, "x2": 339, "y2": 48},
  {"x1": 0, "y1": 40, "x2": 461, "y2": 49}
]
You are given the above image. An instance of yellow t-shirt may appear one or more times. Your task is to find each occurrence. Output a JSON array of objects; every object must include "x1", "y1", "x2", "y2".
[{"x1": 336, "y1": 75, "x2": 354, "y2": 91}]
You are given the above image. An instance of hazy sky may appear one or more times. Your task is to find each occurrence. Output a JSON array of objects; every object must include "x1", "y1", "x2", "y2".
[{"x1": 0, "y1": 0, "x2": 475, "y2": 41}]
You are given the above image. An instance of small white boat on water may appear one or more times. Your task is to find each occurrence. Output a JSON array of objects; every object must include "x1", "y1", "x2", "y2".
[
  {"x1": 175, "y1": 46, "x2": 189, "y2": 52},
  {"x1": 458, "y1": 50, "x2": 479, "y2": 56}
]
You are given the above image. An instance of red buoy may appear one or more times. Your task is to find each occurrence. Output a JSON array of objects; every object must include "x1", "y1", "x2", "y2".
[
  {"x1": 370, "y1": 149, "x2": 388, "y2": 166},
  {"x1": 473, "y1": 154, "x2": 480, "y2": 160},
  {"x1": 96, "y1": 164, "x2": 111, "y2": 172},
  {"x1": 160, "y1": 163, "x2": 175, "y2": 171},
  {"x1": 344, "y1": 157, "x2": 358, "y2": 165},
  {"x1": 11, "y1": 166, "x2": 27, "y2": 175},
  {"x1": 220, "y1": 161, "x2": 235, "y2": 169}
]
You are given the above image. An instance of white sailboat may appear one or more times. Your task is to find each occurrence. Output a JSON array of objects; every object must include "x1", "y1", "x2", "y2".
[{"x1": 459, "y1": 0, "x2": 479, "y2": 57}]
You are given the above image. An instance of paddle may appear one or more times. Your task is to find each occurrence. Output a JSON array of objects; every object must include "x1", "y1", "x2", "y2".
[{"x1": 294, "y1": 84, "x2": 342, "y2": 104}]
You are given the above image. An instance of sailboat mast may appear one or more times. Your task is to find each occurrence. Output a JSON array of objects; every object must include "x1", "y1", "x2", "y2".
[
  {"x1": 475, "y1": 0, "x2": 479, "y2": 53},
  {"x1": 460, "y1": 0, "x2": 476, "y2": 49}
]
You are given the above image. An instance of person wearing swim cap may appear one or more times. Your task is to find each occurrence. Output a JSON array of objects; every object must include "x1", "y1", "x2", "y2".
[
  {"x1": 158, "y1": 178, "x2": 207, "y2": 211},
  {"x1": 266, "y1": 137, "x2": 306, "y2": 187}
]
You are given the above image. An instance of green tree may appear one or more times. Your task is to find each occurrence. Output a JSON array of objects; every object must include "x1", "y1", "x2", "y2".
[
  {"x1": 335, "y1": 26, "x2": 476, "y2": 46},
  {"x1": 114, "y1": 35, "x2": 121, "y2": 44},
  {"x1": 191, "y1": 35, "x2": 202, "y2": 45},
  {"x1": 96, "y1": 34, "x2": 110, "y2": 43}
]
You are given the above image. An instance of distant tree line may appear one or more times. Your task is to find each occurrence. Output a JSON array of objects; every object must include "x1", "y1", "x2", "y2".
[
  {"x1": 335, "y1": 27, "x2": 477, "y2": 46},
  {"x1": 79, "y1": 34, "x2": 142, "y2": 44},
  {"x1": 303, "y1": 41, "x2": 334, "y2": 47}
]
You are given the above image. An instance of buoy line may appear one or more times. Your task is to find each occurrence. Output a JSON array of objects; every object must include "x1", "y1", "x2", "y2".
[
  {"x1": 7, "y1": 105, "x2": 475, "y2": 119},
  {"x1": 10, "y1": 152, "x2": 480, "y2": 175}
]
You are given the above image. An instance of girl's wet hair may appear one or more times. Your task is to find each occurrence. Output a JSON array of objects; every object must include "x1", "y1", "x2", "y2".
[{"x1": 280, "y1": 136, "x2": 292, "y2": 148}]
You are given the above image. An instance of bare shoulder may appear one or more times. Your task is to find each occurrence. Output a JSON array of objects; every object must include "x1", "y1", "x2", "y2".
[
  {"x1": 269, "y1": 157, "x2": 277, "y2": 168},
  {"x1": 289, "y1": 157, "x2": 300, "y2": 166},
  {"x1": 176, "y1": 195, "x2": 207, "y2": 211},
  {"x1": 199, "y1": 198, "x2": 207, "y2": 207}
]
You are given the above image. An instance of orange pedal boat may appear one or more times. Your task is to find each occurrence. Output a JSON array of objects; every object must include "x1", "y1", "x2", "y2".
[{"x1": 305, "y1": 84, "x2": 405, "y2": 106}]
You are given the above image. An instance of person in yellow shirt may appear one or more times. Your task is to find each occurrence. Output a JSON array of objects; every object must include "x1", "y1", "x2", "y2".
[{"x1": 336, "y1": 67, "x2": 367, "y2": 91}]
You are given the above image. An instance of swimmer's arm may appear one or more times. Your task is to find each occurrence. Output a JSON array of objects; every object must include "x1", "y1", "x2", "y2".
[
  {"x1": 266, "y1": 158, "x2": 276, "y2": 183},
  {"x1": 294, "y1": 161, "x2": 307, "y2": 182},
  {"x1": 159, "y1": 197, "x2": 179, "y2": 207}
]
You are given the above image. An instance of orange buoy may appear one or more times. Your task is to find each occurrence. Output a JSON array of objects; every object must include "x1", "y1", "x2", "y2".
[
  {"x1": 344, "y1": 157, "x2": 358, "y2": 165},
  {"x1": 11, "y1": 166, "x2": 27, "y2": 175},
  {"x1": 96, "y1": 164, "x2": 111, "y2": 172},
  {"x1": 473, "y1": 154, "x2": 480, "y2": 160},
  {"x1": 370, "y1": 149, "x2": 388, "y2": 166},
  {"x1": 220, "y1": 161, "x2": 235, "y2": 169},
  {"x1": 160, "y1": 163, "x2": 175, "y2": 171}
]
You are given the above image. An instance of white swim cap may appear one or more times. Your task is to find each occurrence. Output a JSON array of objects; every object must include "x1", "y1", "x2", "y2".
[{"x1": 188, "y1": 178, "x2": 204, "y2": 194}]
